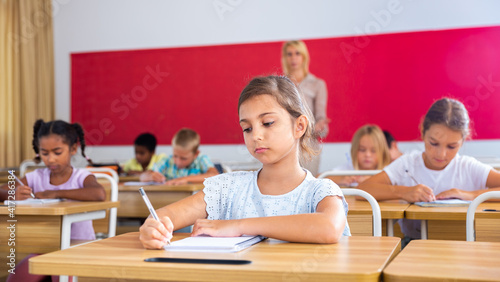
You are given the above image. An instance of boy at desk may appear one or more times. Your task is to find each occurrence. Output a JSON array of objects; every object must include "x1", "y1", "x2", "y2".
[
  {"x1": 140, "y1": 128, "x2": 218, "y2": 185},
  {"x1": 121, "y1": 133, "x2": 165, "y2": 175}
]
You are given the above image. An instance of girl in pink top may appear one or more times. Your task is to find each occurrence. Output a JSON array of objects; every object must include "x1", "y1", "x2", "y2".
[{"x1": 6, "y1": 119, "x2": 105, "y2": 282}]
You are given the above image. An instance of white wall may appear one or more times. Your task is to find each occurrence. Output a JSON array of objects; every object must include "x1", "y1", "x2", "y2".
[{"x1": 53, "y1": 0, "x2": 500, "y2": 171}]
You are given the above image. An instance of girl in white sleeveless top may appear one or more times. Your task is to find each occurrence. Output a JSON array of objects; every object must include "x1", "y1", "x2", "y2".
[{"x1": 140, "y1": 76, "x2": 350, "y2": 250}]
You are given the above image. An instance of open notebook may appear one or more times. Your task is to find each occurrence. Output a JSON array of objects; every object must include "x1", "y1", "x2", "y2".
[
  {"x1": 415, "y1": 199, "x2": 471, "y2": 207},
  {"x1": 164, "y1": 235, "x2": 266, "y2": 253},
  {"x1": 3, "y1": 198, "x2": 62, "y2": 205}
]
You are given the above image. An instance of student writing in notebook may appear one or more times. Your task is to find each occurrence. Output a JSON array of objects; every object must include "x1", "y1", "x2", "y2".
[
  {"x1": 121, "y1": 132, "x2": 165, "y2": 175},
  {"x1": 3, "y1": 119, "x2": 105, "y2": 282},
  {"x1": 358, "y1": 98, "x2": 500, "y2": 240},
  {"x1": 140, "y1": 128, "x2": 218, "y2": 185},
  {"x1": 329, "y1": 124, "x2": 391, "y2": 187},
  {"x1": 140, "y1": 76, "x2": 350, "y2": 249}
]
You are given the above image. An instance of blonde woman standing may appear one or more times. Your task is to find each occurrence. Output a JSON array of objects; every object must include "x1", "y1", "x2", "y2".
[{"x1": 282, "y1": 40, "x2": 329, "y2": 175}]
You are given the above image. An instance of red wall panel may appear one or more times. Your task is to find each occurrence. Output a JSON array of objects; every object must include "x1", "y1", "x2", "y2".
[{"x1": 71, "y1": 26, "x2": 500, "y2": 145}]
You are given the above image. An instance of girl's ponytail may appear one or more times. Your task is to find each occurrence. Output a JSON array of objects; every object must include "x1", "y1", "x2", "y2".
[
  {"x1": 32, "y1": 119, "x2": 45, "y2": 163},
  {"x1": 72, "y1": 123, "x2": 92, "y2": 165}
]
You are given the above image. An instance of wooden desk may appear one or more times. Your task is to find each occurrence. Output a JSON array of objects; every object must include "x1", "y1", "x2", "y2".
[
  {"x1": 345, "y1": 196, "x2": 409, "y2": 236},
  {"x1": 117, "y1": 183, "x2": 204, "y2": 218},
  {"x1": 30, "y1": 232, "x2": 401, "y2": 282},
  {"x1": 1, "y1": 201, "x2": 120, "y2": 281},
  {"x1": 119, "y1": 175, "x2": 140, "y2": 182},
  {"x1": 405, "y1": 203, "x2": 500, "y2": 241},
  {"x1": 0, "y1": 201, "x2": 120, "y2": 253},
  {"x1": 383, "y1": 240, "x2": 500, "y2": 281}
]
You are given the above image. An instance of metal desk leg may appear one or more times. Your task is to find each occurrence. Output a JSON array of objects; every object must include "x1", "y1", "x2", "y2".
[
  {"x1": 421, "y1": 220, "x2": 428, "y2": 240},
  {"x1": 59, "y1": 210, "x2": 106, "y2": 282},
  {"x1": 387, "y1": 219, "x2": 394, "y2": 236}
]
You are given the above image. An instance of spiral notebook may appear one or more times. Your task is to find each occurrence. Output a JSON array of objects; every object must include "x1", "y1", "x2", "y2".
[{"x1": 164, "y1": 235, "x2": 266, "y2": 253}]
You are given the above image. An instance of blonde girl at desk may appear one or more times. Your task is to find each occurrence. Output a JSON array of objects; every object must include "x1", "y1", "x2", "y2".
[
  {"x1": 4, "y1": 119, "x2": 105, "y2": 282},
  {"x1": 329, "y1": 124, "x2": 391, "y2": 187},
  {"x1": 140, "y1": 76, "x2": 350, "y2": 249},
  {"x1": 359, "y1": 98, "x2": 500, "y2": 239}
]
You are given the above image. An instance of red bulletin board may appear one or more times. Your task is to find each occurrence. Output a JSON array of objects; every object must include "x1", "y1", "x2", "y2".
[{"x1": 71, "y1": 26, "x2": 500, "y2": 145}]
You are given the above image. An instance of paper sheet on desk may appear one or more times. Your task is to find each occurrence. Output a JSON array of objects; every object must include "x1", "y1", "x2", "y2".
[
  {"x1": 415, "y1": 199, "x2": 471, "y2": 207},
  {"x1": 3, "y1": 198, "x2": 62, "y2": 205},
  {"x1": 165, "y1": 235, "x2": 266, "y2": 253}
]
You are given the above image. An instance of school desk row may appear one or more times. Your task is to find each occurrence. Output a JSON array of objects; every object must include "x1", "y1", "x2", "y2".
[
  {"x1": 26, "y1": 232, "x2": 500, "y2": 282},
  {"x1": 1, "y1": 195, "x2": 499, "y2": 281},
  {"x1": 96, "y1": 182, "x2": 500, "y2": 242}
]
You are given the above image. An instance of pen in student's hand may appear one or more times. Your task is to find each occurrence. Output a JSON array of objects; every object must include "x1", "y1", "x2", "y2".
[
  {"x1": 139, "y1": 187, "x2": 170, "y2": 246},
  {"x1": 13, "y1": 174, "x2": 35, "y2": 199},
  {"x1": 405, "y1": 169, "x2": 435, "y2": 201},
  {"x1": 405, "y1": 170, "x2": 420, "y2": 185}
]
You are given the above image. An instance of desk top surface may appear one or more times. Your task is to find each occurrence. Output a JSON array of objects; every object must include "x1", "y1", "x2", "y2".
[
  {"x1": 405, "y1": 202, "x2": 500, "y2": 220},
  {"x1": 118, "y1": 183, "x2": 204, "y2": 192},
  {"x1": 118, "y1": 175, "x2": 140, "y2": 182},
  {"x1": 30, "y1": 232, "x2": 401, "y2": 282},
  {"x1": 0, "y1": 201, "x2": 119, "y2": 215},
  {"x1": 383, "y1": 239, "x2": 500, "y2": 282},
  {"x1": 345, "y1": 196, "x2": 410, "y2": 219}
]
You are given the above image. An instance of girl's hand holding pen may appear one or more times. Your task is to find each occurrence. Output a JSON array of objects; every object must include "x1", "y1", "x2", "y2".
[
  {"x1": 401, "y1": 184, "x2": 436, "y2": 203},
  {"x1": 15, "y1": 185, "x2": 35, "y2": 201},
  {"x1": 139, "y1": 216, "x2": 173, "y2": 250},
  {"x1": 13, "y1": 175, "x2": 36, "y2": 199}
]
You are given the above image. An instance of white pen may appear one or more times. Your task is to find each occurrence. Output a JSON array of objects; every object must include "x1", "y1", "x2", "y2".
[
  {"x1": 13, "y1": 174, "x2": 35, "y2": 199},
  {"x1": 139, "y1": 187, "x2": 170, "y2": 246}
]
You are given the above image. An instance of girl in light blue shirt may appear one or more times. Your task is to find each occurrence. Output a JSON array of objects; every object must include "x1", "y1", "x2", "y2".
[{"x1": 139, "y1": 76, "x2": 350, "y2": 249}]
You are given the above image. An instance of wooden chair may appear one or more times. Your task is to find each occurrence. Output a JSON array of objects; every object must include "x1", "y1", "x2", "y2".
[
  {"x1": 19, "y1": 159, "x2": 45, "y2": 177},
  {"x1": 86, "y1": 167, "x2": 119, "y2": 184}
]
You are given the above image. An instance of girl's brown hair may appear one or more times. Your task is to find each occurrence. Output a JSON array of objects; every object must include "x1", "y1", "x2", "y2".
[
  {"x1": 237, "y1": 75, "x2": 319, "y2": 161},
  {"x1": 350, "y1": 124, "x2": 391, "y2": 170},
  {"x1": 421, "y1": 98, "x2": 470, "y2": 138}
]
